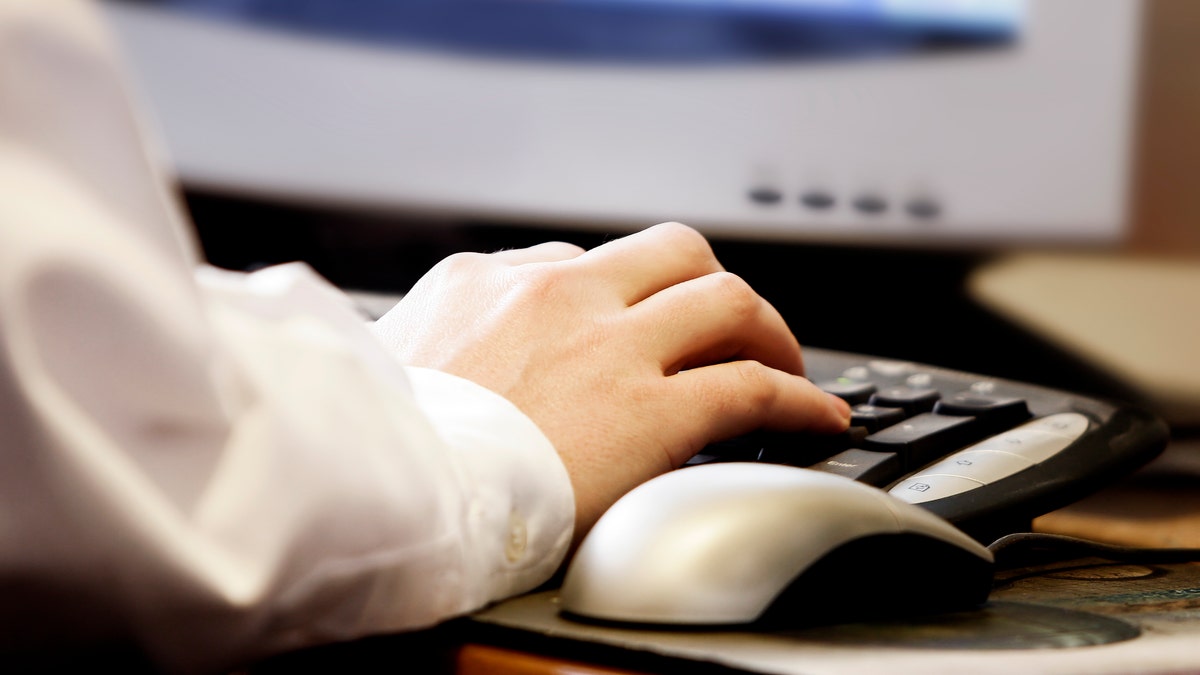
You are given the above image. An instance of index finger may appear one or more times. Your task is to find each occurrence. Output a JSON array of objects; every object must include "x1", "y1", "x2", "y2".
[{"x1": 664, "y1": 362, "x2": 852, "y2": 467}]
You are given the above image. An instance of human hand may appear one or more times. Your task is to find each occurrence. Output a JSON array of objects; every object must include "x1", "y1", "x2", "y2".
[{"x1": 373, "y1": 223, "x2": 851, "y2": 540}]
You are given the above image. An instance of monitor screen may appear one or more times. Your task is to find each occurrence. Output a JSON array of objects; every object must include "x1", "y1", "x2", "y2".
[
  {"x1": 145, "y1": 0, "x2": 1024, "y2": 63},
  {"x1": 104, "y1": 0, "x2": 1136, "y2": 248}
]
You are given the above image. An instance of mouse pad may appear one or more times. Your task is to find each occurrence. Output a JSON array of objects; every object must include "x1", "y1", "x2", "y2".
[
  {"x1": 772, "y1": 601, "x2": 1139, "y2": 649},
  {"x1": 470, "y1": 561, "x2": 1200, "y2": 675}
]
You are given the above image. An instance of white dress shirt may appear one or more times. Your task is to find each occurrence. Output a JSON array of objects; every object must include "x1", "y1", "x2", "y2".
[{"x1": 0, "y1": 1, "x2": 574, "y2": 670}]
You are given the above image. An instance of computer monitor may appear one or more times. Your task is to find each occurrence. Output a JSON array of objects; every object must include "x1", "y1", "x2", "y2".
[{"x1": 103, "y1": 0, "x2": 1141, "y2": 247}]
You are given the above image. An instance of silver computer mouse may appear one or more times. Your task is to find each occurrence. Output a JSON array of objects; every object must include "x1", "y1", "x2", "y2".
[{"x1": 560, "y1": 462, "x2": 994, "y2": 626}]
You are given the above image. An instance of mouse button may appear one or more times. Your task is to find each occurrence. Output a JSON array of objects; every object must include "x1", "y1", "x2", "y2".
[
  {"x1": 559, "y1": 466, "x2": 904, "y2": 625},
  {"x1": 559, "y1": 551, "x2": 696, "y2": 624},
  {"x1": 678, "y1": 466, "x2": 916, "y2": 561},
  {"x1": 559, "y1": 495, "x2": 685, "y2": 594},
  {"x1": 557, "y1": 468, "x2": 770, "y2": 624},
  {"x1": 641, "y1": 480, "x2": 914, "y2": 615},
  {"x1": 560, "y1": 502, "x2": 788, "y2": 624}
]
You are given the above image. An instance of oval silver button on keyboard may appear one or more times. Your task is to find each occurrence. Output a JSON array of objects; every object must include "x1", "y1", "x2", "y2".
[
  {"x1": 888, "y1": 413, "x2": 1090, "y2": 504},
  {"x1": 972, "y1": 428, "x2": 1073, "y2": 463},
  {"x1": 918, "y1": 449, "x2": 1035, "y2": 482},
  {"x1": 1023, "y1": 412, "x2": 1090, "y2": 439},
  {"x1": 889, "y1": 475, "x2": 984, "y2": 504},
  {"x1": 970, "y1": 413, "x2": 1088, "y2": 462}
]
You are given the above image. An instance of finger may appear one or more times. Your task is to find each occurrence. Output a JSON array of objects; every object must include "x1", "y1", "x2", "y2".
[
  {"x1": 629, "y1": 271, "x2": 806, "y2": 376},
  {"x1": 663, "y1": 362, "x2": 851, "y2": 466},
  {"x1": 577, "y1": 222, "x2": 724, "y2": 305},
  {"x1": 490, "y1": 241, "x2": 586, "y2": 266}
]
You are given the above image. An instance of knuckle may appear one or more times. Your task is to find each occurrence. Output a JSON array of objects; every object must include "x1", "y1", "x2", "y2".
[
  {"x1": 654, "y1": 222, "x2": 714, "y2": 263},
  {"x1": 709, "y1": 272, "x2": 759, "y2": 319},
  {"x1": 729, "y1": 361, "x2": 779, "y2": 411},
  {"x1": 437, "y1": 251, "x2": 487, "y2": 275},
  {"x1": 510, "y1": 261, "x2": 575, "y2": 301},
  {"x1": 546, "y1": 241, "x2": 587, "y2": 258}
]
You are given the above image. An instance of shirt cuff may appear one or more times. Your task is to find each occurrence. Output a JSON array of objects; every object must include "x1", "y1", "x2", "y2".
[{"x1": 402, "y1": 366, "x2": 575, "y2": 605}]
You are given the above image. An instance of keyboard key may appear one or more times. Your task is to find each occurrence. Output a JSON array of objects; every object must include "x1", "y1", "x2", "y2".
[
  {"x1": 683, "y1": 437, "x2": 763, "y2": 466},
  {"x1": 817, "y1": 379, "x2": 877, "y2": 405},
  {"x1": 810, "y1": 448, "x2": 901, "y2": 486},
  {"x1": 869, "y1": 386, "x2": 941, "y2": 415},
  {"x1": 863, "y1": 413, "x2": 984, "y2": 469},
  {"x1": 849, "y1": 404, "x2": 907, "y2": 433},
  {"x1": 934, "y1": 392, "x2": 1031, "y2": 429},
  {"x1": 758, "y1": 427, "x2": 869, "y2": 467},
  {"x1": 684, "y1": 347, "x2": 1166, "y2": 540}
]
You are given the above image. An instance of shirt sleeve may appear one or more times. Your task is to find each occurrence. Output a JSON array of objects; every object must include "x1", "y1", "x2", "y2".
[{"x1": 0, "y1": 1, "x2": 574, "y2": 671}]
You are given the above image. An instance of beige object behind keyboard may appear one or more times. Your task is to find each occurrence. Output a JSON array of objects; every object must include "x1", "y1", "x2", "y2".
[{"x1": 969, "y1": 253, "x2": 1200, "y2": 426}]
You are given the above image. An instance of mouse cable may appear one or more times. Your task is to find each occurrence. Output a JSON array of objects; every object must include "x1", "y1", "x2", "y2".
[{"x1": 987, "y1": 532, "x2": 1200, "y2": 570}]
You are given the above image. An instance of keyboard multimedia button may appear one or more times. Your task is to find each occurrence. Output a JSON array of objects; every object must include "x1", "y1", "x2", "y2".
[
  {"x1": 905, "y1": 372, "x2": 934, "y2": 389},
  {"x1": 868, "y1": 360, "x2": 915, "y2": 377},
  {"x1": 1024, "y1": 412, "x2": 1090, "y2": 439},
  {"x1": 969, "y1": 380, "x2": 997, "y2": 395},
  {"x1": 889, "y1": 474, "x2": 984, "y2": 504},
  {"x1": 973, "y1": 428, "x2": 1077, "y2": 464},
  {"x1": 918, "y1": 449, "x2": 1035, "y2": 484},
  {"x1": 842, "y1": 366, "x2": 871, "y2": 381}
]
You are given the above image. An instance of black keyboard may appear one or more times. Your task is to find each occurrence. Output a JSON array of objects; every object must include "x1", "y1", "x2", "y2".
[{"x1": 686, "y1": 347, "x2": 1170, "y2": 543}]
